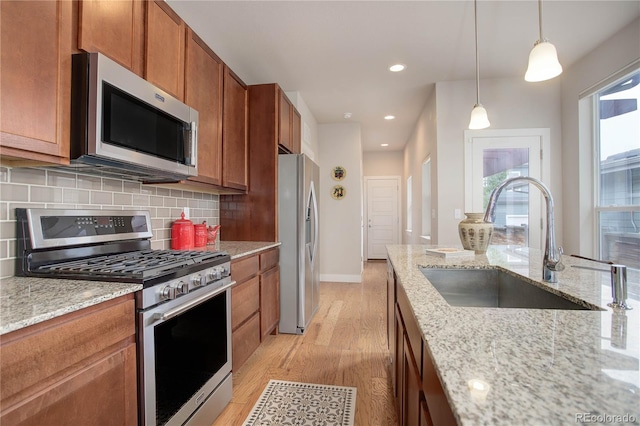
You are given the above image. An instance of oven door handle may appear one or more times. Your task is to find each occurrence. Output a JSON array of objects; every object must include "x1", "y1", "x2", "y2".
[{"x1": 153, "y1": 281, "x2": 236, "y2": 322}]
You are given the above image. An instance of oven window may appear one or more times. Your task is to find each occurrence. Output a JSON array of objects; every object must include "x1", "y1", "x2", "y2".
[
  {"x1": 154, "y1": 291, "x2": 228, "y2": 425},
  {"x1": 102, "y1": 82, "x2": 186, "y2": 164}
]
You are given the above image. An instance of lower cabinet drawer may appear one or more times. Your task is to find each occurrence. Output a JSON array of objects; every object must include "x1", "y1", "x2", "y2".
[
  {"x1": 232, "y1": 312, "x2": 261, "y2": 371},
  {"x1": 231, "y1": 276, "x2": 260, "y2": 330}
]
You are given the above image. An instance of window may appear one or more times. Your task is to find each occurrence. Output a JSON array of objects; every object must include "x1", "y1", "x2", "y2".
[
  {"x1": 406, "y1": 176, "x2": 412, "y2": 232},
  {"x1": 421, "y1": 157, "x2": 431, "y2": 239},
  {"x1": 595, "y1": 69, "x2": 640, "y2": 269}
]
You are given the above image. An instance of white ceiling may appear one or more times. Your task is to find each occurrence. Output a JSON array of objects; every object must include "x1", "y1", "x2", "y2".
[{"x1": 167, "y1": 0, "x2": 640, "y2": 152}]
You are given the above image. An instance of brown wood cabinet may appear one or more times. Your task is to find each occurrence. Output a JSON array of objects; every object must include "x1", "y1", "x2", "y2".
[
  {"x1": 185, "y1": 28, "x2": 224, "y2": 187},
  {"x1": 277, "y1": 90, "x2": 302, "y2": 154},
  {"x1": 230, "y1": 248, "x2": 280, "y2": 370},
  {"x1": 0, "y1": 295, "x2": 137, "y2": 425},
  {"x1": 293, "y1": 108, "x2": 302, "y2": 155},
  {"x1": 0, "y1": 0, "x2": 72, "y2": 165},
  {"x1": 222, "y1": 66, "x2": 248, "y2": 191},
  {"x1": 145, "y1": 0, "x2": 185, "y2": 100},
  {"x1": 279, "y1": 91, "x2": 293, "y2": 152},
  {"x1": 259, "y1": 248, "x2": 280, "y2": 339},
  {"x1": 77, "y1": 0, "x2": 145, "y2": 76},
  {"x1": 390, "y1": 260, "x2": 456, "y2": 426},
  {"x1": 220, "y1": 84, "x2": 302, "y2": 241}
]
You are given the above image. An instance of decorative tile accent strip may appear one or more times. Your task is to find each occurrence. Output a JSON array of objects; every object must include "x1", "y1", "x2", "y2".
[{"x1": 243, "y1": 380, "x2": 356, "y2": 426}]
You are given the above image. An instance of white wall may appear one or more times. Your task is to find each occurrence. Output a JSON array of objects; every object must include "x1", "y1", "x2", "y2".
[
  {"x1": 285, "y1": 91, "x2": 319, "y2": 163},
  {"x1": 318, "y1": 123, "x2": 363, "y2": 282},
  {"x1": 402, "y1": 76, "x2": 562, "y2": 247},
  {"x1": 403, "y1": 90, "x2": 437, "y2": 244},
  {"x1": 363, "y1": 151, "x2": 403, "y2": 176},
  {"x1": 434, "y1": 77, "x2": 562, "y2": 246},
  {"x1": 561, "y1": 17, "x2": 640, "y2": 256}
]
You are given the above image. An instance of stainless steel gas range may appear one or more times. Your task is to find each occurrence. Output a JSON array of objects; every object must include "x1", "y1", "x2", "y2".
[{"x1": 16, "y1": 208, "x2": 234, "y2": 426}]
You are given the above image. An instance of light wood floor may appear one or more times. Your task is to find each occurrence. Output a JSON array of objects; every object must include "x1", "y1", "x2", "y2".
[{"x1": 212, "y1": 260, "x2": 399, "y2": 426}]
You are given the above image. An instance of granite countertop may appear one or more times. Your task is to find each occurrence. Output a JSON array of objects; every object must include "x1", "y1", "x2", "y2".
[
  {"x1": 387, "y1": 245, "x2": 639, "y2": 425},
  {"x1": 0, "y1": 241, "x2": 280, "y2": 336},
  {"x1": 218, "y1": 241, "x2": 281, "y2": 259}
]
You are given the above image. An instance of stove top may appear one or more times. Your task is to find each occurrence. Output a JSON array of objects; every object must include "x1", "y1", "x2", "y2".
[
  {"x1": 16, "y1": 208, "x2": 230, "y2": 290},
  {"x1": 32, "y1": 249, "x2": 229, "y2": 284}
]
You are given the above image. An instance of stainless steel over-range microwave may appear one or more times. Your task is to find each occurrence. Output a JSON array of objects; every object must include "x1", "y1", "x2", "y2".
[{"x1": 70, "y1": 52, "x2": 198, "y2": 183}]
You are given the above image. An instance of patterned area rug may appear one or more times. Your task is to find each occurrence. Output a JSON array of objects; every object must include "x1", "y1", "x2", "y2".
[{"x1": 243, "y1": 380, "x2": 357, "y2": 426}]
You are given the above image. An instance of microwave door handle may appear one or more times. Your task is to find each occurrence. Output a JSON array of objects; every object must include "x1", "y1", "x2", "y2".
[
  {"x1": 185, "y1": 121, "x2": 198, "y2": 167},
  {"x1": 191, "y1": 121, "x2": 197, "y2": 167}
]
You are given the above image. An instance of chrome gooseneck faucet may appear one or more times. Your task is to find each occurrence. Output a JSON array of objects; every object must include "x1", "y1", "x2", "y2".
[{"x1": 484, "y1": 177, "x2": 564, "y2": 282}]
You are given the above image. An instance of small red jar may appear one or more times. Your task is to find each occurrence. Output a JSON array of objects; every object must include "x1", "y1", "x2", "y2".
[
  {"x1": 171, "y1": 212, "x2": 194, "y2": 250},
  {"x1": 194, "y1": 221, "x2": 207, "y2": 247}
]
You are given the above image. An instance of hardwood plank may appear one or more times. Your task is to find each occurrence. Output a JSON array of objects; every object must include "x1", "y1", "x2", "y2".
[{"x1": 212, "y1": 260, "x2": 398, "y2": 426}]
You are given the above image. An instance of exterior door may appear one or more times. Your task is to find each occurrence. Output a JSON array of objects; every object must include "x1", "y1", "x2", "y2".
[
  {"x1": 366, "y1": 177, "x2": 400, "y2": 259},
  {"x1": 464, "y1": 129, "x2": 550, "y2": 250}
]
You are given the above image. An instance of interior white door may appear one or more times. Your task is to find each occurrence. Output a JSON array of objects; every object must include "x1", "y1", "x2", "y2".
[
  {"x1": 464, "y1": 129, "x2": 550, "y2": 250},
  {"x1": 366, "y1": 177, "x2": 400, "y2": 259}
]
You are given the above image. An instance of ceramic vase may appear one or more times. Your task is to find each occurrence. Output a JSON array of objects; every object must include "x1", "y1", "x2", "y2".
[{"x1": 458, "y1": 212, "x2": 493, "y2": 254}]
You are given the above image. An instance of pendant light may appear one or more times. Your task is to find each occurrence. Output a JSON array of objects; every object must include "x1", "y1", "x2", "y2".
[
  {"x1": 469, "y1": 0, "x2": 490, "y2": 130},
  {"x1": 525, "y1": 0, "x2": 562, "y2": 82}
]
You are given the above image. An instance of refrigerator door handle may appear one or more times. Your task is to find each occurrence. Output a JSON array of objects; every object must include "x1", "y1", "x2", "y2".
[{"x1": 308, "y1": 180, "x2": 319, "y2": 267}]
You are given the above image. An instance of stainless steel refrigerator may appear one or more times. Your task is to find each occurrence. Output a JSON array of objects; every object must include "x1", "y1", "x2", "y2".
[{"x1": 278, "y1": 154, "x2": 320, "y2": 334}]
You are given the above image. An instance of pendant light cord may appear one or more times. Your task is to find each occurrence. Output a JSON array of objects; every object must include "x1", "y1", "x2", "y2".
[
  {"x1": 538, "y1": 0, "x2": 544, "y2": 41},
  {"x1": 474, "y1": 0, "x2": 480, "y2": 105}
]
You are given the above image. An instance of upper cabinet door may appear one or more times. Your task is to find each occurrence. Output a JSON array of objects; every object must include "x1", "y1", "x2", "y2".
[
  {"x1": 222, "y1": 66, "x2": 248, "y2": 190},
  {"x1": 292, "y1": 109, "x2": 302, "y2": 154},
  {"x1": 0, "y1": 0, "x2": 72, "y2": 165},
  {"x1": 77, "y1": 0, "x2": 145, "y2": 76},
  {"x1": 222, "y1": 67, "x2": 248, "y2": 191},
  {"x1": 145, "y1": 0, "x2": 185, "y2": 100},
  {"x1": 278, "y1": 91, "x2": 293, "y2": 152},
  {"x1": 185, "y1": 28, "x2": 224, "y2": 186}
]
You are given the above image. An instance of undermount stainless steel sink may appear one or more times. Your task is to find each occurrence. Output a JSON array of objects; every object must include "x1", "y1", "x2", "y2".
[{"x1": 420, "y1": 268, "x2": 600, "y2": 310}]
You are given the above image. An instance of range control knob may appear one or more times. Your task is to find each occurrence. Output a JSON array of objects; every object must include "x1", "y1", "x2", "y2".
[
  {"x1": 176, "y1": 281, "x2": 189, "y2": 296},
  {"x1": 161, "y1": 286, "x2": 177, "y2": 300},
  {"x1": 192, "y1": 274, "x2": 204, "y2": 287},
  {"x1": 208, "y1": 267, "x2": 222, "y2": 281}
]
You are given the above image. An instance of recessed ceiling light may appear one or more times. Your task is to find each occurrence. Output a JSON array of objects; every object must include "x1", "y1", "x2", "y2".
[
  {"x1": 381, "y1": 143, "x2": 389, "y2": 147},
  {"x1": 343, "y1": 112, "x2": 352, "y2": 119},
  {"x1": 384, "y1": 115, "x2": 395, "y2": 120},
  {"x1": 389, "y1": 64, "x2": 406, "y2": 72}
]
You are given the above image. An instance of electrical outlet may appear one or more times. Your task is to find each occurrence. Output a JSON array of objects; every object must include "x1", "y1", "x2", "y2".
[
  {"x1": 454, "y1": 209, "x2": 462, "y2": 219},
  {"x1": 183, "y1": 207, "x2": 190, "y2": 219}
]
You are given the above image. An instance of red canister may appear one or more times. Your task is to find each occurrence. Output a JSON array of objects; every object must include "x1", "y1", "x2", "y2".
[
  {"x1": 194, "y1": 221, "x2": 207, "y2": 247},
  {"x1": 171, "y1": 212, "x2": 194, "y2": 250}
]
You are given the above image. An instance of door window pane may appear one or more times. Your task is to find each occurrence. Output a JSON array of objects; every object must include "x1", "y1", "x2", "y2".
[{"x1": 482, "y1": 148, "x2": 529, "y2": 246}]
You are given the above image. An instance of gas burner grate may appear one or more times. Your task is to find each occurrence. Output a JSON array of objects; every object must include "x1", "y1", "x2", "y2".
[{"x1": 35, "y1": 249, "x2": 228, "y2": 281}]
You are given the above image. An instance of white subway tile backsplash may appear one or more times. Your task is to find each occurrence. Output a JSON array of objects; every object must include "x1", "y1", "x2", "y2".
[
  {"x1": 1, "y1": 183, "x2": 29, "y2": 202},
  {"x1": 91, "y1": 191, "x2": 113, "y2": 205},
  {"x1": 31, "y1": 186, "x2": 63, "y2": 203},
  {"x1": 150, "y1": 196, "x2": 164, "y2": 207},
  {"x1": 47, "y1": 171, "x2": 77, "y2": 188},
  {"x1": 63, "y1": 189, "x2": 90, "y2": 204},
  {"x1": 123, "y1": 181, "x2": 141, "y2": 194},
  {"x1": 133, "y1": 194, "x2": 150, "y2": 206},
  {"x1": 0, "y1": 166, "x2": 220, "y2": 278},
  {"x1": 102, "y1": 178, "x2": 123, "y2": 192},
  {"x1": 155, "y1": 187, "x2": 171, "y2": 197},
  {"x1": 11, "y1": 168, "x2": 46, "y2": 185},
  {"x1": 114, "y1": 193, "x2": 133, "y2": 205},
  {"x1": 77, "y1": 174, "x2": 102, "y2": 190}
]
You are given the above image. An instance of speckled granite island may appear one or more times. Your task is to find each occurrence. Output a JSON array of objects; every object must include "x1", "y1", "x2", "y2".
[
  {"x1": 387, "y1": 244, "x2": 639, "y2": 425},
  {"x1": 0, "y1": 241, "x2": 280, "y2": 335}
]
